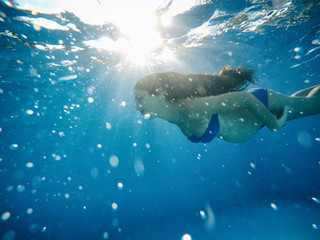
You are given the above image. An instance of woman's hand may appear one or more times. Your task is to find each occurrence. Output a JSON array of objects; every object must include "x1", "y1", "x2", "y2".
[
  {"x1": 273, "y1": 106, "x2": 289, "y2": 132},
  {"x1": 191, "y1": 92, "x2": 289, "y2": 133}
]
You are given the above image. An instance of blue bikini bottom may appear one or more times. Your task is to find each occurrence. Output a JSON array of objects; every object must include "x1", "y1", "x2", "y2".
[{"x1": 188, "y1": 88, "x2": 269, "y2": 143}]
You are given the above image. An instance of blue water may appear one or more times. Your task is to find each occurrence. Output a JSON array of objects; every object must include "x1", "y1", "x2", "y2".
[{"x1": 1, "y1": 0, "x2": 320, "y2": 239}]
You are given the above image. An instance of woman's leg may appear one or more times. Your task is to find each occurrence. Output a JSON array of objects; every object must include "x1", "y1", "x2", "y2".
[
  {"x1": 290, "y1": 85, "x2": 320, "y2": 97},
  {"x1": 306, "y1": 85, "x2": 320, "y2": 97},
  {"x1": 268, "y1": 86, "x2": 320, "y2": 121}
]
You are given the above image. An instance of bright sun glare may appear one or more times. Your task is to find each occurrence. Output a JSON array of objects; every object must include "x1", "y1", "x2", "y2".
[
  {"x1": 113, "y1": 12, "x2": 163, "y2": 65},
  {"x1": 88, "y1": 1, "x2": 177, "y2": 65},
  {"x1": 15, "y1": 0, "x2": 205, "y2": 65},
  {"x1": 82, "y1": 14, "x2": 168, "y2": 65},
  {"x1": 77, "y1": 1, "x2": 164, "y2": 65}
]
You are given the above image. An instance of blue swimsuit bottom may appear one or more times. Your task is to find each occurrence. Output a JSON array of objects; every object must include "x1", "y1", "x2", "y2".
[{"x1": 188, "y1": 88, "x2": 269, "y2": 143}]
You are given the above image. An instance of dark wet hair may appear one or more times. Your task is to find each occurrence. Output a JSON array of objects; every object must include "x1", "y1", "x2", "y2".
[{"x1": 134, "y1": 66, "x2": 256, "y2": 101}]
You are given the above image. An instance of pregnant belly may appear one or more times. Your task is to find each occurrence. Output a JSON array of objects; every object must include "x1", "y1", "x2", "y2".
[{"x1": 217, "y1": 110, "x2": 265, "y2": 143}]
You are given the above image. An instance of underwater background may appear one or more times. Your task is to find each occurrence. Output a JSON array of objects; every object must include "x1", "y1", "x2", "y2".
[{"x1": 0, "y1": 0, "x2": 320, "y2": 239}]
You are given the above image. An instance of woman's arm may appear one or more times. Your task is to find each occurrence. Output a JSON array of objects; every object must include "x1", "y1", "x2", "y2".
[{"x1": 189, "y1": 92, "x2": 288, "y2": 132}]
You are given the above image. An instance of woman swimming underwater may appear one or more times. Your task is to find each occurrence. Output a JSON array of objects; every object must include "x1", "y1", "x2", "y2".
[{"x1": 134, "y1": 66, "x2": 320, "y2": 143}]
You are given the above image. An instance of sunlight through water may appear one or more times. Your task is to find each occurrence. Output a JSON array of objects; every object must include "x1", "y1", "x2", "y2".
[{"x1": 13, "y1": 0, "x2": 210, "y2": 65}]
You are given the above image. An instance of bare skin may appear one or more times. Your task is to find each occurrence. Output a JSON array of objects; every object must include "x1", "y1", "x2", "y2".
[{"x1": 134, "y1": 85, "x2": 320, "y2": 143}]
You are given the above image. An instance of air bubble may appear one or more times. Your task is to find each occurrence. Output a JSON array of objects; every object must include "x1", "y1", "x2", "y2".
[
  {"x1": 29, "y1": 68, "x2": 38, "y2": 76},
  {"x1": 9, "y1": 144, "x2": 18, "y2": 150},
  {"x1": 111, "y1": 202, "x2": 118, "y2": 210},
  {"x1": 134, "y1": 158, "x2": 145, "y2": 176},
  {"x1": 181, "y1": 234, "x2": 192, "y2": 240},
  {"x1": 250, "y1": 162, "x2": 256, "y2": 168},
  {"x1": 144, "y1": 114, "x2": 151, "y2": 120},
  {"x1": 103, "y1": 232, "x2": 109, "y2": 239},
  {"x1": 26, "y1": 109, "x2": 34, "y2": 115},
  {"x1": 270, "y1": 203, "x2": 278, "y2": 211},
  {"x1": 297, "y1": 131, "x2": 313, "y2": 148},
  {"x1": 17, "y1": 185, "x2": 25, "y2": 192},
  {"x1": 106, "y1": 122, "x2": 112, "y2": 130},
  {"x1": 109, "y1": 155, "x2": 119, "y2": 168},
  {"x1": 26, "y1": 162, "x2": 34, "y2": 168},
  {"x1": 26, "y1": 208, "x2": 33, "y2": 214},
  {"x1": 117, "y1": 182, "x2": 124, "y2": 190},
  {"x1": 90, "y1": 167, "x2": 99, "y2": 179},
  {"x1": 311, "y1": 197, "x2": 320, "y2": 204},
  {"x1": 58, "y1": 75, "x2": 77, "y2": 81},
  {"x1": 293, "y1": 47, "x2": 301, "y2": 52},
  {"x1": 311, "y1": 39, "x2": 319, "y2": 45},
  {"x1": 200, "y1": 210, "x2": 206, "y2": 219},
  {"x1": 1, "y1": 212, "x2": 10, "y2": 221}
]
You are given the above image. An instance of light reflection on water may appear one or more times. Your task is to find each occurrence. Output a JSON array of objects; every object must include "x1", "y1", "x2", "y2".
[{"x1": 1, "y1": 0, "x2": 319, "y2": 69}]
